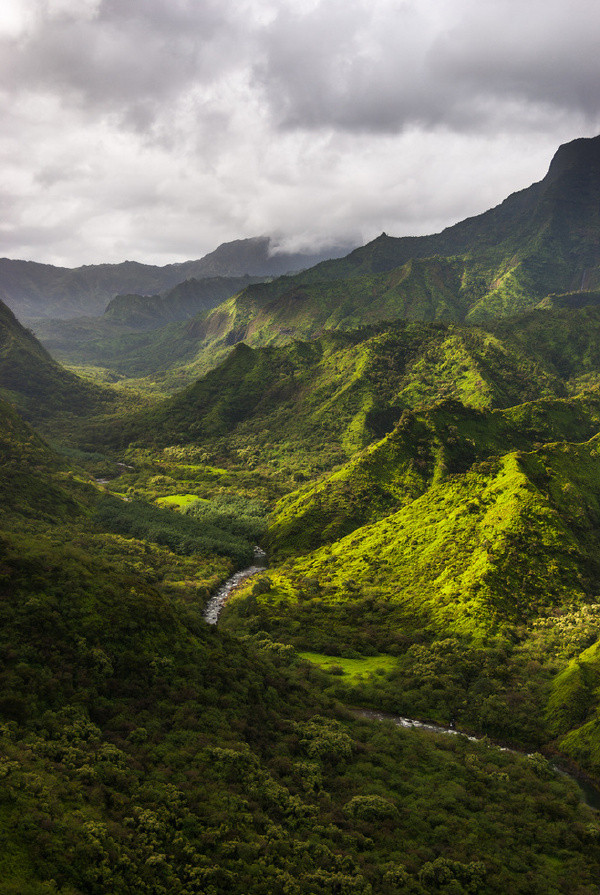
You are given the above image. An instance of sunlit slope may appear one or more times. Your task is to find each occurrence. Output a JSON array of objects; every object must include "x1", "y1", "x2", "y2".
[
  {"x1": 543, "y1": 596, "x2": 600, "y2": 775},
  {"x1": 95, "y1": 320, "x2": 567, "y2": 468},
  {"x1": 226, "y1": 437, "x2": 600, "y2": 643},
  {"x1": 267, "y1": 395, "x2": 600, "y2": 556}
]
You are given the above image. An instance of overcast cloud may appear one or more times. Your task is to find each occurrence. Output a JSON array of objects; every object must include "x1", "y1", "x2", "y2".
[{"x1": 1, "y1": 0, "x2": 599, "y2": 266}]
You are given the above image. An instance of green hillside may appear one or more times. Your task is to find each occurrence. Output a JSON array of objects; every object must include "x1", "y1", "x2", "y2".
[
  {"x1": 5, "y1": 135, "x2": 600, "y2": 892},
  {"x1": 0, "y1": 298, "x2": 115, "y2": 421},
  {"x1": 227, "y1": 438, "x2": 600, "y2": 641},
  {"x1": 266, "y1": 395, "x2": 600, "y2": 556},
  {"x1": 491, "y1": 301, "x2": 600, "y2": 392},
  {"x1": 4, "y1": 400, "x2": 597, "y2": 894},
  {"x1": 0, "y1": 397, "x2": 82, "y2": 523},
  {"x1": 103, "y1": 275, "x2": 267, "y2": 327},
  {"x1": 30, "y1": 276, "x2": 268, "y2": 391},
  {"x1": 88, "y1": 318, "x2": 572, "y2": 473},
  {"x1": 222, "y1": 434, "x2": 600, "y2": 763}
]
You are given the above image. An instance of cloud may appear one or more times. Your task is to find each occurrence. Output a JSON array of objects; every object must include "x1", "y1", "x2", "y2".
[
  {"x1": 0, "y1": 0, "x2": 599, "y2": 266},
  {"x1": 0, "y1": 0, "x2": 246, "y2": 130},
  {"x1": 432, "y1": 1, "x2": 600, "y2": 122},
  {"x1": 255, "y1": 0, "x2": 600, "y2": 134},
  {"x1": 255, "y1": 0, "x2": 446, "y2": 132}
]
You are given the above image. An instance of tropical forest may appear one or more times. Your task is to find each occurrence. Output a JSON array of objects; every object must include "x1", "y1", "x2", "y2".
[{"x1": 3, "y1": 135, "x2": 600, "y2": 894}]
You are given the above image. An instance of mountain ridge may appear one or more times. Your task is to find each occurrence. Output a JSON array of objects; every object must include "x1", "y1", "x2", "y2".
[
  {"x1": 302, "y1": 135, "x2": 600, "y2": 284},
  {"x1": 29, "y1": 135, "x2": 600, "y2": 389},
  {"x1": 1, "y1": 236, "x2": 352, "y2": 320},
  {"x1": 3, "y1": 136, "x2": 600, "y2": 891},
  {"x1": 0, "y1": 297, "x2": 116, "y2": 421}
]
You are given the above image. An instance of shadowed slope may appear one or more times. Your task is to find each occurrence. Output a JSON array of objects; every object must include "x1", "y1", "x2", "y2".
[{"x1": 0, "y1": 299, "x2": 113, "y2": 421}]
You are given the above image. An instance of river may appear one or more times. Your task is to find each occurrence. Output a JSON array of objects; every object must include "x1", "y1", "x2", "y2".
[
  {"x1": 356, "y1": 708, "x2": 600, "y2": 811},
  {"x1": 203, "y1": 546, "x2": 267, "y2": 625},
  {"x1": 204, "y1": 559, "x2": 600, "y2": 810}
]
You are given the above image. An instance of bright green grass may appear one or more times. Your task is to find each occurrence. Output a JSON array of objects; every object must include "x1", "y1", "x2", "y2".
[
  {"x1": 155, "y1": 493, "x2": 202, "y2": 509},
  {"x1": 299, "y1": 651, "x2": 397, "y2": 680}
]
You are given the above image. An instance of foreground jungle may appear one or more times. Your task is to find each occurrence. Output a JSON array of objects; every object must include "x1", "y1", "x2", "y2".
[{"x1": 2, "y1": 136, "x2": 600, "y2": 893}]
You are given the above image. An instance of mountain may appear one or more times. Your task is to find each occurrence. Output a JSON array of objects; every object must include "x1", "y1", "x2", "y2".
[
  {"x1": 0, "y1": 236, "x2": 351, "y2": 320},
  {"x1": 266, "y1": 394, "x2": 600, "y2": 557},
  {"x1": 30, "y1": 275, "x2": 271, "y2": 391},
  {"x1": 30, "y1": 136, "x2": 600, "y2": 391},
  {"x1": 222, "y1": 408, "x2": 600, "y2": 768},
  {"x1": 237, "y1": 436, "x2": 600, "y2": 639},
  {"x1": 86, "y1": 319, "x2": 571, "y2": 464},
  {"x1": 85, "y1": 299, "x2": 600, "y2": 464},
  {"x1": 302, "y1": 135, "x2": 600, "y2": 306},
  {"x1": 221, "y1": 136, "x2": 600, "y2": 332},
  {"x1": 182, "y1": 235, "x2": 351, "y2": 279},
  {"x1": 0, "y1": 298, "x2": 114, "y2": 421},
  {"x1": 31, "y1": 255, "x2": 495, "y2": 390},
  {"x1": 70, "y1": 296, "x2": 600, "y2": 781},
  {"x1": 185, "y1": 135, "x2": 600, "y2": 345},
  {"x1": 103, "y1": 275, "x2": 267, "y2": 328}
]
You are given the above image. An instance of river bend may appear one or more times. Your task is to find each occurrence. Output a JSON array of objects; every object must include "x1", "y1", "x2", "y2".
[
  {"x1": 204, "y1": 560, "x2": 600, "y2": 810},
  {"x1": 204, "y1": 547, "x2": 266, "y2": 625}
]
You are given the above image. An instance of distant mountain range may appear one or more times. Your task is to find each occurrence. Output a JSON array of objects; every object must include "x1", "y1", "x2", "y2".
[
  {"x1": 0, "y1": 236, "x2": 352, "y2": 320},
  {"x1": 4, "y1": 135, "x2": 600, "y2": 890},
  {"x1": 26, "y1": 134, "x2": 600, "y2": 392}
]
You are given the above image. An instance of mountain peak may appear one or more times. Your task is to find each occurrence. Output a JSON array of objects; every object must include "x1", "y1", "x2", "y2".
[{"x1": 546, "y1": 134, "x2": 600, "y2": 183}]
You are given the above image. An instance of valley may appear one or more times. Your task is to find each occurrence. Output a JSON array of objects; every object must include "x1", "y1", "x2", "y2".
[{"x1": 3, "y1": 136, "x2": 600, "y2": 893}]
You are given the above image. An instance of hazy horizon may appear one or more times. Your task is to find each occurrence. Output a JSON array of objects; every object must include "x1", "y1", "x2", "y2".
[{"x1": 2, "y1": 0, "x2": 600, "y2": 267}]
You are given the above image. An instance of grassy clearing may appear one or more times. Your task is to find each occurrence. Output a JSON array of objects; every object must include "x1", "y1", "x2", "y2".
[
  {"x1": 299, "y1": 651, "x2": 398, "y2": 680},
  {"x1": 155, "y1": 493, "x2": 201, "y2": 509}
]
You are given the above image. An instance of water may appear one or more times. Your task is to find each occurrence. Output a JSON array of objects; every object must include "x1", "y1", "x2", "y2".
[
  {"x1": 357, "y1": 709, "x2": 481, "y2": 743},
  {"x1": 203, "y1": 566, "x2": 600, "y2": 810},
  {"x1": 204, "y1": 547, "x2": 267, "y2": 625},
  {"x1": 357, "y1": 708, "x2": 600, "y2": 811}
]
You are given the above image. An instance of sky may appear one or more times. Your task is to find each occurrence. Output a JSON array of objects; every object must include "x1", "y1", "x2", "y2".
[{"x1": 2, "y1": 0, "x2": 600, "y2": 268}]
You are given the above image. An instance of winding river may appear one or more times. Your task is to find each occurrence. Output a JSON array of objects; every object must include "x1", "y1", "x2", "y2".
[
  {"x1": 204, "y1": 558, "x2": 600, "y2": 810},
  {"x1": 356, "y1": 709, "x2": 600, "y2": 811}
]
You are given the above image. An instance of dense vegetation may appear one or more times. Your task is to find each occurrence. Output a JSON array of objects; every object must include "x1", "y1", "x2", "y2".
[
  {"x1": 5, "y1": 136, "x2": 600, "y2": 892},
  {"x1": 0, "y1": 300, "x2": 116, "y2": 422},
  {"x1": 95, "y1": 491, "x2": 267, "y2": 566},
  {"x1": 1, "y1": 396, "x2": 600, "y2": 894}
]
